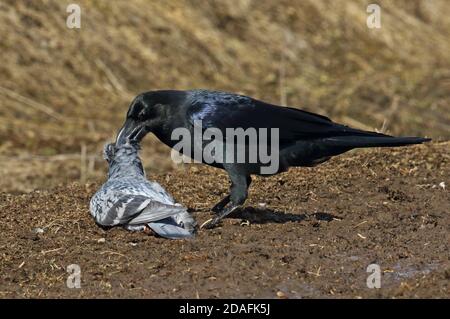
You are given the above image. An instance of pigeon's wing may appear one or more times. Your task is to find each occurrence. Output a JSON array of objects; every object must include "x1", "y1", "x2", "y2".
[
  {"x1": 94, "y1": 194, "x2": 187, "y2": 227},
  {"x1": 128, "y1": 201, "x2": 187, "y2": 225},
  {"x1": 186, "y1": 91, "x2": 387, "y2": 145}
]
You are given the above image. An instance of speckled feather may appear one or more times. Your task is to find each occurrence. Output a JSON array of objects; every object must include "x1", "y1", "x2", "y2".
[{"x1": 90, "y1": 141, "x2": 196, "y2": 239}]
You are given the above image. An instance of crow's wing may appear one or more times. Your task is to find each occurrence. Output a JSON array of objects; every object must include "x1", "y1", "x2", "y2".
[
  {"x1": 186, "y1": 91, "x2": 387, "y2": 145},
  {"x1": 92, "y1": 194, "x2": 187, "y2": 227}
]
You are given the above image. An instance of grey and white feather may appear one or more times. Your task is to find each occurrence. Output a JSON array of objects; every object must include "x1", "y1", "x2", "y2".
[{"x1": 90, "y1": 141, "x2": 196, "y2": 239}]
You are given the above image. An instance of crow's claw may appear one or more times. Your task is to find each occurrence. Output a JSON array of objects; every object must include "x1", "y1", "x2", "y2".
[
  {"x1": 200, "y1": 217, "x2": 222, "y2": 229},
  {"x1": 201, "y1": 204, "x2": 240, "y2": 229}
]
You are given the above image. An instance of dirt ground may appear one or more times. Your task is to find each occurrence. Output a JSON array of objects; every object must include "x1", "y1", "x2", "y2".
[
  {"x1": 0, "y1": 142, "x2": 448, "y2": 298},
  {"x1": 1, "y1": 0, "x2": 449, "y2": 299}
]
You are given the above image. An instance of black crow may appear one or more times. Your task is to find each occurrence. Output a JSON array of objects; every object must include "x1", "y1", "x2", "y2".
[{"x1": 116, "y1": 89, "x2": 431, "y2": 228}]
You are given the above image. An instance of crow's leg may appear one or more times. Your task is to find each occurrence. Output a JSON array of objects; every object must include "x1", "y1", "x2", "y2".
[
  {"x1": 211, "y1": 175, "x2": 251, "y2": 213},
  {"x1": 203, "y1": 174, "x2": 251, "y2": 228},
  {"x1": 211, "y1": 195, "x2": 230, "y2": 214}
]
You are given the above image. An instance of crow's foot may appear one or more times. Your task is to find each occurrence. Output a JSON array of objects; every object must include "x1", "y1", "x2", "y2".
[{"x1": 201, "y1": 204, "x2": 239, "y2": 229}]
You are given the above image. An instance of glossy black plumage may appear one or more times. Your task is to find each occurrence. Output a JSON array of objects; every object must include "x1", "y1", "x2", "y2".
[{"x1": 116, "y1": 89, "x2": 431, "y2": 228}]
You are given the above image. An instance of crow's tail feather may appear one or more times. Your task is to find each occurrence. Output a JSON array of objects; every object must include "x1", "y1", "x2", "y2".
[{"x1": 322, "y1": 136, "x2": 431, "y2": 149}]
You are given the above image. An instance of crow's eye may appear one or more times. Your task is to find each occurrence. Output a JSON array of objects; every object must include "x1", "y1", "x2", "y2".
[
  {"x1": 138, "y1": 109, "x2": 148, "y2": 119},
  {"x1": 128, "y1": 96, "x2": 146, "y2": 119},
  {"x1": 138, "y1": 107, "x2": 154, "y2": 120}
]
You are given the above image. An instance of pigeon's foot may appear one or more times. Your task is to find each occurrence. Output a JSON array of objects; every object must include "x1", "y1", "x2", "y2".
[
  {"x1": 143, "y1": 225, "x2": 156, "y2": 236},
  {"x1": 124, "y1": 224, "x2": 146, "y2": 232}
]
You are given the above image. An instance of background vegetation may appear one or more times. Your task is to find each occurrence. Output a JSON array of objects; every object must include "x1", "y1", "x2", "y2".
[{"x1": 0, "y1": 0, "x2": 448, "y2": 192}]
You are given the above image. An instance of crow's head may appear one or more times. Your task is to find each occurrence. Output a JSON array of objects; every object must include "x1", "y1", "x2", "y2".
[{"x1": 116, "y1": 90, "x2": 186, "y2": 145}]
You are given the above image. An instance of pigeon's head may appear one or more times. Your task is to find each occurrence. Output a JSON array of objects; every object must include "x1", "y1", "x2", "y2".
[
  {"x1": 103, "y1": 141, "x2": 144, "y2": 178},
  {"x1": 103, "y1": 141, "x2": 140, "y2": 163},
  {"x1": 116, "y1": 90, "x2": 186, "y2": 145},
  {"x1": 103, "y1": 143, "x2": 116, "y2": 164}
]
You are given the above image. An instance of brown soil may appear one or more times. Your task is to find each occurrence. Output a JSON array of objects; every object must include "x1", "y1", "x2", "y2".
[
  {"x1": 0, "y1": 0, "x2": 449, "y2": 299},
  {"x1": 1, "y1": 142, "x2": 448, "y2": 298}
]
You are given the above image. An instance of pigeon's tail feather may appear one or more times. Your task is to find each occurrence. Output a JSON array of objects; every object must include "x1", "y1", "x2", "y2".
[
  {"x1": 148, "y1": 221, "x2": 195, "y2": 239},
  {"x1": 322, "y1": 136, "x2": 431, "y2": 149},
  {"x1": 146, "y1": 211, "x2": 196, "y2": 239},
  {"x1": 128, "y1": 201, "x2": 188, "y2": 225},
  {"x1": 173, "y1": 211, "x2": 197, "y2": 234},
  {"x1": 128, "y1": 201, "x2": 196, "y2": 239}
]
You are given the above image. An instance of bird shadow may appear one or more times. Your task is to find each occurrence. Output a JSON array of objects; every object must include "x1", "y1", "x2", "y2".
[{"x1": 222, "y1": 207, "x2": 341, "y2": 225}]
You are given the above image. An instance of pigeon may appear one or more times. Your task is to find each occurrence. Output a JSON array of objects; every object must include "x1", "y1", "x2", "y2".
[
  {"x1": 90, "y1": 140, "x2": 196, "y2": 239},
  {"x1": 116, "y1": 89, "x2": 431, "y2": 228}
]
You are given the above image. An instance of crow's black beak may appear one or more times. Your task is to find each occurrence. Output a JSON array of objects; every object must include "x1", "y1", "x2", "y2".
[{"x1": 116, "y1": 118, "x2": 147, "y2": 145}]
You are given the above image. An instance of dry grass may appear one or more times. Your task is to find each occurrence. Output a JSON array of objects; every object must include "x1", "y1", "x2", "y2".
[{"x1": 0, "y1": 0, "x2": 449, "y2": 192}]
